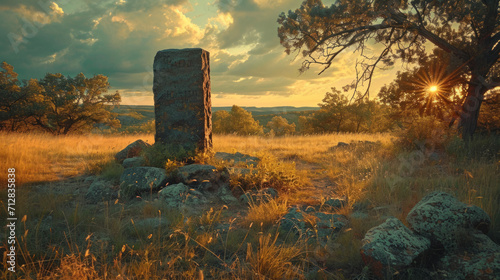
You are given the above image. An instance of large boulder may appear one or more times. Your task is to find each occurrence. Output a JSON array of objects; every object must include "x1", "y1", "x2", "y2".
[
  {"x1": 361, "y1": 217, "x2": 431, "y2": 279},
  {"x1": 437, "y1": 230, "x2": 500, "y2": 280},
  {"x1": 406, "y1": 191, "x2": 491, "y2": 250},
  {"x1": 120, "y1": 167, "x2": 167, "y2": 199},
  {"x1": 115, "y1": 140, "x2": 151, "y2": 163}
]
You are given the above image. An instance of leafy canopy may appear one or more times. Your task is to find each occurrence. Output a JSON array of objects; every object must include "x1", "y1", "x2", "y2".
[
  {"x1": 278, "y1": 0, "x2": 500, "y2": 97},
  {"x1": 0, "y1": 62, "x2": 121, "y2": 134}
]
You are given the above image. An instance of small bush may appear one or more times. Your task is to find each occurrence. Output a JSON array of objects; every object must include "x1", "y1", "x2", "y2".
[
  {"x1": 395, "y1": 115, "x2": 451, "y2": 150},
  {"x1": 230, "y1": 154, "x2": 308, "y2": 193},
  {"x1": 100, "y1": 161, "x2": 125, "y2": 181}
]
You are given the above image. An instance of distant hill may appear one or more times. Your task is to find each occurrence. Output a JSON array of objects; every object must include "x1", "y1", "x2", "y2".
[{"x1": 112, "y1": 105, "x2": 319, "y2": 132}]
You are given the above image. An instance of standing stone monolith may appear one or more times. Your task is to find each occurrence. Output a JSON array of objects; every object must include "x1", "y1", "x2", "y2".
[{"x1": 153, "y1": 48, "x2": 212, "y2": 156}]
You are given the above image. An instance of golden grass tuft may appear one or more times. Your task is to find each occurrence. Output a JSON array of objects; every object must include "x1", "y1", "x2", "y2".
[{"x1": 245, "y1": 199, "x2": 289, "y2": 228}]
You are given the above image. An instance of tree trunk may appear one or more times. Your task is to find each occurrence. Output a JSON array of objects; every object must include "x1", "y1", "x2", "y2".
[{"x1": 458, "y1": 77, "x2": 488, "y2": 142}]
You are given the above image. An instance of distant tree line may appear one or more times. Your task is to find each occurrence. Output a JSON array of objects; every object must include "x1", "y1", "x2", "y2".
[{"x1": 0, "y1": 62, "x2": 121, "y2": 134}]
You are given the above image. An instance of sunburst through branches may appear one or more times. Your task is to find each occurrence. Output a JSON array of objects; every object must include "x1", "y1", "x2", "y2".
[{"x1": 408, "y1": 63, "x2": 463, "y2": 120}]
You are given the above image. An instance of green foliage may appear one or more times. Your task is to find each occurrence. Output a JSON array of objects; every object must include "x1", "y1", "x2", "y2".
[
  {"x1": 395, "y1": 115, "x2": 451, "y2": 150},
  {"x1": 300, "y1": 88, "x2": 393, "y2": 134},
  {"x1": 142, "y1": 143, "x2": 195, "y2": 168},
  {"x1": 213, "y1": 105, "x2": 263, "y2": 135},
  {"x1": 266, "y1": 116, "x2": 296, "y2": 136},
  {"x1": 100, "y1": 162, "x2": 125, "y2": 181},
  {"x1": 0, "y1": 62, "x2": 121, "y2": 134},
  {"x1": 478, "y1": 89, "x2": 500, "y2": 133},
  {"x1": 278, "y1": 0, "x2": 500, "y2": 140},
  {"x1": 123, "y1": 119, "x2": 155, "y2": 134}
]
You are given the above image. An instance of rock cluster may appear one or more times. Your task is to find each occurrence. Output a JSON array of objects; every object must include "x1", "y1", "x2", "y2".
[
  {"x1": 279, "y1": 206, "x2": 349, "y2": 245},
  {"x1": 361, "y1": 191, "x2": 499, "y2": 279}
]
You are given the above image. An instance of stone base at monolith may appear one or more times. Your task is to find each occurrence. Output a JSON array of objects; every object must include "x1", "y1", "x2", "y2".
[{"x1": 153, "y1": 48, "x2": 212, "y2": 155}]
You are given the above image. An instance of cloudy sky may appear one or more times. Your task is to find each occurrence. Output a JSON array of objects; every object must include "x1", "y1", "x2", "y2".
[{"x1": 1, "y1": 0, "x2": 398, "y2": 107}]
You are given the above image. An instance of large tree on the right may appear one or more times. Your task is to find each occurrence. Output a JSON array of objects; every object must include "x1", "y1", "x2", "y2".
[{"x1": 278, "y1": 0, "x2": 500, "y2": 140}]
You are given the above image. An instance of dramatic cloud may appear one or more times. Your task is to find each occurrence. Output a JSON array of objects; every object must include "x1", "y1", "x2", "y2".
[{"x1": 1, "y1": 0, "x2": 396, "y2": 107}]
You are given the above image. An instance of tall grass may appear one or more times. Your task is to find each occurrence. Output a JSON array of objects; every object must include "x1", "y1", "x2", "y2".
[
  {"x1": 0, "y1": 132, "x2": 154, "y2": 185},
  {"x1": 0, "y1": 131, "x2": 497, "y2": 279}
]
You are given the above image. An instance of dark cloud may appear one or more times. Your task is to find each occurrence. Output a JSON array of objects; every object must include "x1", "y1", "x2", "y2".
[{"x1": 216, "y1": 0, "x2": 259, "y2": 13}]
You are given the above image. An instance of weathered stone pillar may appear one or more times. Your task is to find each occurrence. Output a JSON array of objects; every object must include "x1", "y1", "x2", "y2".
[{"x1": 153, "y1": 48, "x2": 212, "y2": 155}]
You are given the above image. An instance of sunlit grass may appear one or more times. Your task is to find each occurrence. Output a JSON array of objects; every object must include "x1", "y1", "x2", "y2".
[
  {"x1": 0, "y1": 131, "x2": 497, "y2": 279},
  {"x1": 0, "y1": 132, "x2": 154, "y2": 185}
]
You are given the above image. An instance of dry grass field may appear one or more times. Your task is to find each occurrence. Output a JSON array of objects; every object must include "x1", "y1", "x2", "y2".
[{"x1": 0, "y1": 132, "x2": 498, "y2": 279}]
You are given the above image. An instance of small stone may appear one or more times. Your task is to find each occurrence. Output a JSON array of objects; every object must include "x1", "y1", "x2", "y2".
[
  {"x1": 85, "y1": 180, "x2": 115, "y2": 203},
  {"x1": 120, "y1": 167, "x2": 167, "y2": 199},
  {"x1": 115, "y1": 139, "x2": 151, "y2": 163}
]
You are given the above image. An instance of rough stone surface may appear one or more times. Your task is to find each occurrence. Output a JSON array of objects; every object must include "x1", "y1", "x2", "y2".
[
  {"x1": 153, "y1": 48, "x2": 212, "y2": 156},
  {"x1": 313, "y1": 213, "x2": 348, "y2": 238},
  {"x1": 280, "y1": 207, "x2": 306, "y2": 234},
  {"x1": 115, "y1": 139, "x2": 151, "y2": 163},
  {"x1": 361, "y1": 217, "x2": 431, "y2": 278},
  {"x1": 437, "y1": 231, "x2": 500, "y2": 280},
  {"x1": 120, "y1": 167, "x2": 167, "y2": 199},
  {"x1": 217, "y1": 185, "x2": 238, "y2": 204},
  {"x1": 122, "y1": 156, "x2": 146, "y2": 169},
  {"x1": 85, "y1": 180, "x2": 116, "y2": 203},
  {"x1": 158, "y1": 183, "x2": 208, "y2": 208},
  {"x1": 214, "y1": 152, "x2": 260, "y2": 166},
  {"x1": 175, "y1": 164, "x2": 229, "y2": 192},
  {"x1": 406, "y1": 191, "x2": 491, "y2": 250}
]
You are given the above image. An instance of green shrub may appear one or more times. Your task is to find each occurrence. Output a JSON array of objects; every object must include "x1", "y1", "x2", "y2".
[
  {"x1": 229, "y1": 154, "x2": 308, "y2": 193},
  {"x1": 100, "y1": 161, "x2": 125, "y2": 181},
  {"x1": 395, "y1": 115, "x2": 451, "y2": 150}
]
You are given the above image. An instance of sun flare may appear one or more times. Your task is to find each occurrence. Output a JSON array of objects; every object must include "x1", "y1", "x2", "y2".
[{"x1": 429, "y1": 85, "x2": 438, "y2": 93}]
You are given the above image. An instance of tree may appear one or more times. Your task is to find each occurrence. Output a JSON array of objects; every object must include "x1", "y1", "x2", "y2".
[
  {"x1": 278, "y1": 0, "x2": 500, "y2": 141},
  {"x1": 0, "y1": 62, "x2": 26, "y2": 131},
  {"x1": 378, "y1": 52, "x2": 466, "y2": 123},
  {"x1": 212, "y1": 105, "x2": 263, "y2": 135},
  {"x1": 213, "y1": 110, "x2": 231, "y2": 134},
  {"x1": 0, "y1": 63, "x2": 121, "y2": 134},
  {"x1": 309, "y1": 88, "x2": 350, "y2": 132},
  {"x1": 267, "y1": 116, "x2": 296, "y2": 136}
]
